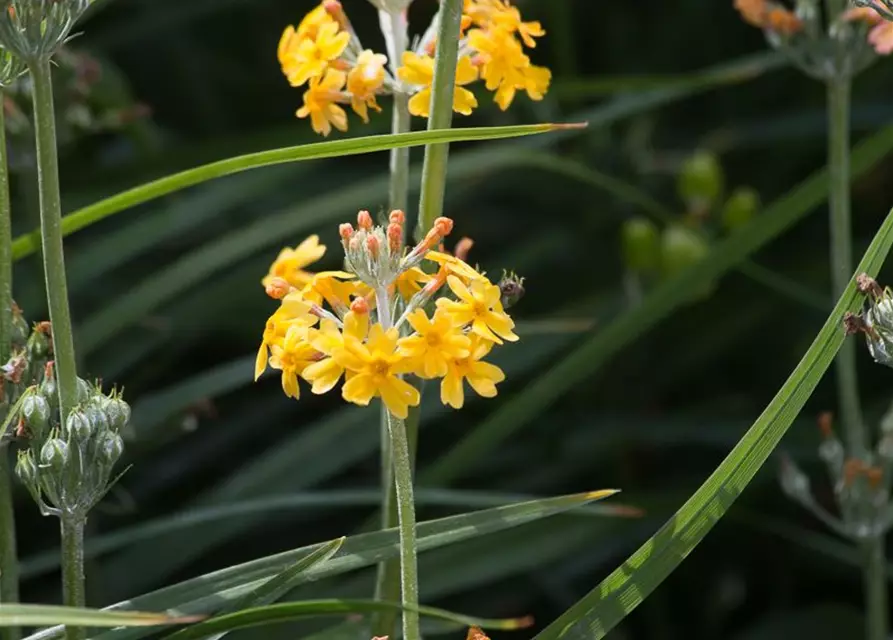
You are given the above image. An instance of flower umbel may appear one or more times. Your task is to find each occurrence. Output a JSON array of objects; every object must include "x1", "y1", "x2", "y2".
[
  {"x1": 277, "y1": 0, "x2": 550, "y2": 134},
  {"x1": 255, "y1": 211, "x2": 521, "y2": 414}
]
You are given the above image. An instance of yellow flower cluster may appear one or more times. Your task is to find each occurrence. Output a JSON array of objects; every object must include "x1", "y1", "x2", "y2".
[
  {"x1": 276, "y1": 0, "x2": 550, "y2": 135},
  {"x1": 255, "y1": 211, "x2": 518, "y2": 419}
]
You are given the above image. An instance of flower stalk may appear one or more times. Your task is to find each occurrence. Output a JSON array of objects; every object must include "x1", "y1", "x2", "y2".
[
  {"x1": 417, "y1": 0, "x2": 465, "y2": 237},
  {"x1": 0, "y1": 90, "x2": 20, "y2": 640},
  {"x1": 60, "y1": 516, "x2": 86, "y2": 640},
  {"x1": 30, "y1": 58, "x2": 78, "y2": 428}
]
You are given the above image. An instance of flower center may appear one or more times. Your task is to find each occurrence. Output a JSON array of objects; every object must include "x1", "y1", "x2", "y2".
[
  {"x1": 371, "y1": 359, "x2": 390, "y2": 377},
  {"x1": 426, "y1": 332, "x2": 441, "y2": 347}
]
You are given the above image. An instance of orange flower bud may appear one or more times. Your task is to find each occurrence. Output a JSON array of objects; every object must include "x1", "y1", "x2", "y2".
[
  {"x1": 389, "y1": 209, "x2": 406, "y2": 225},
  {"x1": 817, "y1": 411, "x2": 833, "y2": 439},
  {"x1": 265, "y1": 277, "x2": 291, "y2": 300},
  {"x1": 766, "y1": 8, "x2": 802, "y2": 35},
  {"x1": 351, "y1": 297, "x2": 369, "y2": 314},
  {"x1": 357, "y1": 209, "x2": 374, "y2": 230},
  {"x1": 434, "y1": 217, "x2": 454, "y2": 236},
  {"x1": 36, "y1": 321, "x2": 52, "y2": 335},
  {"x1": 866, "y1": 466, "x2": 884, "y2": 489},
  {"x1": 339, "y1": 223, "x2": 354, "y2": 240},
  {"x1": 366, "y1": 234, "x2": 380, "y2": 259},
  {"x1": 454, "y1": 237, "x2": 474, "y2": 261},
  {"x1": 387, "y1": 223, "x2": 402, "y2": 254}
]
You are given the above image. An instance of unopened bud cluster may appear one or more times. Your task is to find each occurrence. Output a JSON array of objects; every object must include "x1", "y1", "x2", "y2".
[
  {"x1": 734, "y1": 0, "x2": 885, "y2": 79},
  {"x1": 13, "y1": 368, "x2": 128, "y2": 518},
  {"x1": 0, "y1": 0, "x2": 92, "y2": 61},
  {"x1": 0, "y1": 303, "x2": 53, "y2": 441}
]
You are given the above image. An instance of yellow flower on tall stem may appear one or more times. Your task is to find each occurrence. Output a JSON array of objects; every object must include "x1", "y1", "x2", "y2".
[
  {"x1": 468, "y1": 26, "x2": 550, "y2": 110},
  {"x1": 297, "y1": 69, "x2": 349, "y2": 136},
  {"x1": 438, "y1": 275, "x2": 518, "y2": 344},
  {"x1": 303, "y1": 306, "x2": 370, "y2": 394},
  {"x1": 255, "y1": 296, "x2": 316, "y2": 380},
  {"x1": 338, "y1": 324, "x2": 420, "y2": 419},
  {"x1": 281, "y1": 21, "x2": 350, "y2": 87},
  {"x1": 397, "y1": 52, "x2": 479, "y2": 117},
  {"x1": 440, "y1": 336, "x2": 506, "y2": 409},
  {"x1": 269, "y1": 325, "x2": 320, "y2": 399},
  {"x1": 262, "y1": 235, "x2": 327, "y2": 292},
  {"x1": 399, "y1": 308, "x2": 471, "y2": 378}
]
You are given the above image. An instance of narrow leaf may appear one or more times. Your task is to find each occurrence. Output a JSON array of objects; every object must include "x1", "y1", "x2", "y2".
[
  {"x1": 533, "y1": 207, "x2": 893, "y2": 639},
  {"x1": 0, "y1": 605, "x2": 199, "y2": 628}
]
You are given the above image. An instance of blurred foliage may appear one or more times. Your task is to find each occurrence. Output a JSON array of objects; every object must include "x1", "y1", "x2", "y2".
[{"x1": 10, "y1": 0, "x2": 893, "y2": 638}]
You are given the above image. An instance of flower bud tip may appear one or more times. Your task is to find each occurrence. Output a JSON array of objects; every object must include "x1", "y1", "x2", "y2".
[
  {"x1": 339, "y1": 223, "x2": 354, "y2": 240},
  {"x1": 433, "y1": 217, "x2": 454, "y2": 236},
  {"x1": 357, "y1": 210, "x2": 373, "y2": 230},
  {"x1": 388, "y1": 209, "x2": 405, "y2": 225},
  {"x1": 350, "y1": 297, "x2": 369, "y2": 314},
  {"x1": 265, "y1": 277, "x2": 291, "y2": 300}
]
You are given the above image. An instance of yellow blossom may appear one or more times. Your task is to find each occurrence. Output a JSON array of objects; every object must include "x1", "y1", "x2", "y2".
[
  {"x1": 303, "y1": 310, "x2": 370, "y2": 394},
  {"x1": 281, "y1": 21, "x2": 350, "y2": 87},
  {"x1": 255, "y1": 295, "x2": 316, "y2": 380},
  {"x1": 480, "y1": 0, "x2": 545, "y2": 47},
  {"x1": 297, "y1": 69, "x2": 349, "y2": 136},
  {"x1": 300, "y1": 270, "x2": 358, "y2": 310},
  {"x1": 440, "y1": 336, "x2": 506, "y2": 409},
  {"x1": 398, "y1": 52, "x2": 479, "y2": 117},
  {"x1": 268, "y1": 324, "x2": 320, "y2": 399},
  {"x1": 468, "y1": 26, "x2": 549, "y2": 110},
  {"x1": 425, "y1": 250, "x2": 487, "y2": 283},
  {"x1": 262, "y1": 235, "x2": 327, "y2": 291},
  {"x1": 337, "y1": 324, "x2": 419, "y2": 418},
  {"x1": 296, "y1": 3, "x2": 335, "y2": 40},
  {"x1": 395, "y1": 266, "x2": 432, "y2": 300},
  {"x1": 399, "y1": 309, "x2": 472, "y2": 378},
  {"x1": 347, "y1": 49, "x2": 388, "y2": 122},
  {"x1": 437, "y1": 275, "x2": 518, "y2": 344}
]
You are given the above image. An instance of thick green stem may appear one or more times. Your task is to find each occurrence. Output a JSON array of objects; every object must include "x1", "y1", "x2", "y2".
[
  {"x1": 389, "y1": 92, "x2": 411, "y2": 216},
  {"x1": 386, "y1": 410, "x2": 420, "y2": 640},
  {"x1": 863, "y1": 537, "x2": 888, "y2": 640},
  {"x1": 416, "y1": 0, "x2": 465, "y2": 236},
  {"x1": 0, "y1": 446, "x2": 18, "y2": 640},
  {"x1": 826, "y1": 76, "x2": 887, "y2": 639},
  {"x1": 0, "y1": 92, "x2": 20, "y2": 640},
  {"x1": 827, "y1": 78, "x2": 865, "y2": 456},
  {"x1": 60, "y1": 516, "x2": 86, "y2": 640},
  {"x1": 30, "y1": 59, "x2": 78, "y2": 425}
]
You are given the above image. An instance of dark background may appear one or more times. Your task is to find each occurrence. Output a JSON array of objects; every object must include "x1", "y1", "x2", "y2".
[{"x1": 10, "y1": 0, "x2": 893, "y2": 637}]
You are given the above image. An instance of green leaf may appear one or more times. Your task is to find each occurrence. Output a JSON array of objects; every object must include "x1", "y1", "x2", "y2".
[
  {"x1": 423, "y1": 120, "x2": 893, "y2": 486},
  {"x1": 24, "y1": 491, "x2": 616, "y2": 640},
  {"x1": 0, "y1": 605, "x2": 197, "y2": 628},
  {"x1": 160, "y1": 600, "x2": 531, "y2": 640},
  {"x1": 531, "y1": 207, "x2": 893, "y2": 639},
  {"x1": 11, "y1": 124, "x2": 568, "y2": 261}
]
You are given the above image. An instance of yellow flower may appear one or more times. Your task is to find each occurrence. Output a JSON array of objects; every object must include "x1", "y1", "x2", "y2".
[
  {"x1": 398, "y1": 52, "x2": 479, "y2": 118},
  {"x1": 437, "y1": 275, "x2": 518, "y2": 344},
  {"x1": 268, "y1": 324, "x2": 320, "y2": 399},
  {"x1": 303, "y1": 310, "x2": 370, "y2": 394},
  {"x1": 300, "y1": 270, "x2": 358, "y2": 310},
  {"x1": 395, "y1": 266, "x2": 432, "y2": 300},
  {"x1": 347, "y1": 49, "x2": 388, "y2": 122},
  {"x1": 399, "y1": 308, "x2": 472, "y2": 378},
  {"x1": 255, "y1": 295, "x2": 316, "y2": 381},
  {"x1": 425, "y1": 250, "x2": 487, "y2": 283},
  {"x1": 440, "y1": 336, "x2": 505, "y2": 409},
  {"x1": 262, "y1": 235, "x2": 327, "y2": 291},
  {"x1": 297, "y1": 69, "x2": 349, "y2": 136},
  {"x1": 468, "y1": 26, "x2": 548, "y2": 110},
  {"x1": 337, "y1": 324, "x2": 420, "y2": 419},
  {"x1": 281, "y1": 21, "x2": 350, "y2": 87},
  {"x1": 297, "y1": 3, "x2": 335, "y2": 40},
  {"x1": 480, "y1": 0, "x2": 545, "y2": 47}
]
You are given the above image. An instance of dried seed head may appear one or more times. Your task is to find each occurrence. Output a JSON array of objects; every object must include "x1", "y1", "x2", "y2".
[{"x1": 857, "y1": 273, "x2": 884, "y2": 298}]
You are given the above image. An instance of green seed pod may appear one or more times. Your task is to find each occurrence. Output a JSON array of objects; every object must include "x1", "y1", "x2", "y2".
[
  {"x1": 678, "y1": 151, "x2": 724, "y2": 210},
  {"x1": 26, "y1": 328, "x2": 50, "y2": 361},
  {"x1": 721, "y1": 187, "x2": 760, "y2": 231},
  {"x1": 106, "y1": 397, "x2": 131, "y2": 432},
  {"x1": 15, "y1": 451, "x2": 38, "y2": 486},
  {"x1": 660, "y1": 225, "x2": 709, "y2": 277},
  {"x1": 39, "y1": 438, "x2": 69, "y2": 471},
  {"x1": 11, "y1": 307, "x2": 28, "y2": 346},
  {"x1": 621, "y1": 217, "x2": 660, "y2": 273},
  {"x1": 64, "y1": 409, "x2": 93, "y2": 443},
  {"x1": 38, "y1": 373, "x2": 57, "y2": 410},
  {"x1": 22, "y1": 394, "x2": 50, "y2": 435},
  {"x1": 84, "y1": 404, "x2": 110, "y2": 435},
  {"x1": 76, "y1": 378, "x2": 92, "y2": 404},
  {"x1": 97, "y1": 432, "x2": 124, "y2": 467}
]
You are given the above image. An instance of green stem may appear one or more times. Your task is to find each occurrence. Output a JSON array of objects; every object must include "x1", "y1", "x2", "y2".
[
  {"x1": 0, "y1": 446, "x2": 19, "y2": 640},
  {"x1": 0, "y1": 91, "x2": 19, "y2": 640},
  {"x1": 389, "y1": 92, "x2": 411, "y2": 216},
  {"x1": 863, "y1": 537, "x2": 888, "y2": 640},
  {"x1": 416, "y1": 0, "x2": 465, "y2": 237},
  {"x1": 30, "y1": 59, "x2": 78, "y2": 425},
  {"x1": 827, "y1": 77, "x2": 865, "y2": 456},
  {"x1": 826, "y1": 75, "x2": 886, "y2": 639},
  {"x1": 60, "y1": 516, "x2": 86, "y2": 640},
  {"x1": 386, "y1": 410, "x2": 420, "y2": 640}
]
